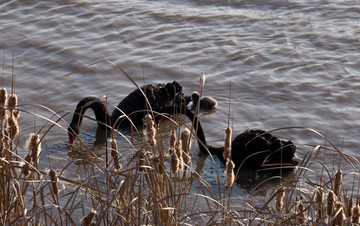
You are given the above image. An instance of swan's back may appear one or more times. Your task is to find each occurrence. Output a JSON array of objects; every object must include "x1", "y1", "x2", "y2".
[
  {"x1": 231, "y1": 130, "x2": 296, "y2": 169},
  {"x1": 111, "y1": 81, "x2": 189, "y2": 126}
]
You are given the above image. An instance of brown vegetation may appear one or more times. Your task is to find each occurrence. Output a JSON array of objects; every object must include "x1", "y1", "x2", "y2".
[{"x1": 0, "y1": 83, "x2": 359, "y2": 225}]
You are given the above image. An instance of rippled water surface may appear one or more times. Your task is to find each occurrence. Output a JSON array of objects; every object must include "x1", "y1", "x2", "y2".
[{"x1": 0, "y1": 0, "x2": 359, "y2": 195}]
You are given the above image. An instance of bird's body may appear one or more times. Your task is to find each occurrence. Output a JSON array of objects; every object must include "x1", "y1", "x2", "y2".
[
  {"x1": 211, "y1": 129, "x2": 297, "y2": 169},
  {"x1": 162, "y1": 106, "x2": 298, "y2": 170},
  {"x1": 68, "y1": 81, "x2": 190, "y2": 146},
  {"x1": 191, "y1": 91, "x2": 217, "y2": 111}
]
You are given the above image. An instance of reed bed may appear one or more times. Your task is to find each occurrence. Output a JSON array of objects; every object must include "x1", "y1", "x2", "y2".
[{"x1": 0, "y1": 86, "x2": 359, "y2": 225}]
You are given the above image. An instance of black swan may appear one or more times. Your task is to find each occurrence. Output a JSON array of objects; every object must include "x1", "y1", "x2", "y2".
[
  {"x1": 68, "y1": 81, "x2": 190, "y2": 146},
  {"x1": 161, "y1": 106, "x2": 298, "y2": 170},
  {"x1": 191, "y1": 91, "x2": 217, "y2": 111}
]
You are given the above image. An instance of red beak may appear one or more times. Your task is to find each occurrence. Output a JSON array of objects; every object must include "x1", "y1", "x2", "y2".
[
  {"x1": 69, "y1": 135, "x2": 75, "y2": 148},
  {"x1": 158, "y1": 116, "x2": 166, "y2": 123}
]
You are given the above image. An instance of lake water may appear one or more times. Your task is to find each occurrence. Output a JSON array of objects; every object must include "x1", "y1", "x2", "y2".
[{"x1": 0, "y1": 0, "x2": 359, "y2": 196}]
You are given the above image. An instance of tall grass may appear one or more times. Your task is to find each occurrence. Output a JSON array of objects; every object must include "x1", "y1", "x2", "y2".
[{"x1": 0, "y1": 80, "x2": 359, "y2": 225}]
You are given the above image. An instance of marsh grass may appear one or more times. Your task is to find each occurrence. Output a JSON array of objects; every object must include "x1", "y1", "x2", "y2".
[{"x1": 1, "y1": 65, "x2": 359, "y2": 225}]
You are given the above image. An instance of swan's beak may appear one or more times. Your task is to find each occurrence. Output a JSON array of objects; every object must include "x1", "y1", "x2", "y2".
[
  {"x1": 68, "y1": 135, "x2": 75, "y2": 148},
  {"x1": 291, "y1": 154, "x2": 301, "y2": 165},
  {"x1": 158, "y1": 116, "x2": 166, "y2": 123}
]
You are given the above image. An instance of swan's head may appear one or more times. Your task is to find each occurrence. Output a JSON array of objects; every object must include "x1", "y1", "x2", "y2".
[
  {"x1": 166, "y1": 81, "x2": 183, "y2": 98},
  {"x1": 67, "y1": 124, "x2": 79, "y2": 147},
  {"x1": 191, "y1": 91, "x2": 200, "y2": 104},
  {"x1": 291, "y1": 154, "x2": 301, "y2": 165}
]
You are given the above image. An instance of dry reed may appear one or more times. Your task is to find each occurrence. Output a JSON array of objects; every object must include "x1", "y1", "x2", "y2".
[
  {"x1": 175, "y1": 140, "x2": 183, "y2": 170},
  {"x1": 0, "y1": 88, "x2": 8, "y2": 121},
  {"x1": 223, "y1": 126, "x2": 232, "y2": 160},
  {"x1": 144, "y1": 114, "x2": 156, "y2": 147},
  {"x1": 314, "y1": 186, "x2": 324, "y2": 221},
  {"x1": 352, "y1": 204, "x2": 360, "y2": 224},
  {"x1": 275, "y1": 187, "x2": 285, "y2": 212},
  {"x1": 296, "y1": 198, "x2": 306, "y2": 224},
  {"x1": 21, "y1": 155, "x2": 32, "y2": 176},
  {"x1": 25, "y1": 133, "x2": 41, "y2": 163},
  {"x1": 1, "y1": 73, "x2": 359, "y2": 225},
  {"x1": 49, "y1": 169, "x2": 59, "y2": 195},
  {"x1": 224, "y1": 160, "x2": 235, "y2": 187},
  {"x1": 170, "y1": 148, "x2": 179, "y2": 174},
  {"x1": 181, "y1": 128, "x2": 191, "y2": 164},
  {"x1": 334, "y1": 170, "x2": 343, "y2": 197},
  {"x1": 169, "y1": 129, "x2": 176, "y2": 148},
  {"x1": 110, "y1": 138, "x2": 121, "y2": 170},
  {"x1": 6, "y1": 114, "x2": 18, "y2": 140},
  {"x1": 81, "y1": 209, "x2": 97, "y2": 226}
]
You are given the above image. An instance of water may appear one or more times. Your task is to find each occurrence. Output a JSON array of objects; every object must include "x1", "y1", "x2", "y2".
[{"x1": 0, "y1": 0, "x2": 359, "y2": 195}]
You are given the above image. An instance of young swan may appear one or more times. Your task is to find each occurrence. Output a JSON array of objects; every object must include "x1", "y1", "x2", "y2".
[{"x1": 191, "y1": 91, "x2": 217, "y2": 111}]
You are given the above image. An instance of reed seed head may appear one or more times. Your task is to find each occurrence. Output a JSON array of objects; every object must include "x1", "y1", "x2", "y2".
[
  {"x1": 327, "y1": 190, "x2": 335, "y2": 218},
  {"x1": 170, "y1": 152, "x2": 179, "y2": 174},
  {"x1": 113, "y1": 158, "x2": 121, "y2": 170},
  {"x1": 352, "y1": 204, "x2": 360, "y2": 224},
  {"x1": 0, "y1": 88, "x2": 7, "y2": 121},
  {"x1": 81, "y1": 209, "x2": 97, "y2": 226},
  {"x1": 169, "y1": 130, "x2": 176, "y2": 148},
  {"x1": 25, "y1": 133, "x2": 41, "y2": 163},
  {"x1": 168, "y1": 147, "x2": 175, "y2": 155},
  {"x1": 0, "y1": 106, "x2": 7, "y2": 121},
  {"x1": 49, "y1": 169, "x2": 59, "y2": 195},
  {"x1": 21, "y1": 155, "x2": 32, "y2": 176},
  {"x1": 150, "y1": 155, "x2": 165, "y2": 175},
  {"x1": 275, "y1": 187, "x2": 285, "y2": 212},
  {"x1": 110, "y1": 139, "x2": 118, "y2": 158},
  {"x1": 0, "y1": 128, "x2": 9, "y2": 155},
  {"x1": 315, "y1": 187, "x2": 324, "y2": 203},
  {"x1": 25, "y1": 154, "x2": 31, "y2": 162},
  {"x1": 224, "y1": 160, "x2": 235, "y2": 187},
  {"x1": 6, "y1": 115, "x2": 19, "y2": 140},
  {"x1": 334, "y1": 201, "x2": 344, "y2": 226},
  {"x1": 181, "y1": 129, "x2": 192, "y2": 164},
  {"x1": 334, "y1": 170, "x2": 343, "y2": 197},
  {"x1": 110, "y1": 139, "x2": 121, "y2": 169},
  {"x1": 297, "y1": 200, "x2": 305, "y2": 224},
  {"x1": 144, "y1": 114, "x2": 156, "y2": 147},
  {"x1": 13, "y1": 109, "x2": 20, "y2": 119},
  {"x1": 181, "y1": 128, "x2": 191, "y2": 154},
  {"x1": 182, "y1": 153, "x2": 191, "y2": 165},
  {"x1": 0, "y1": 88, "x2": 7, "y2": 106},
  {"x1": 175, "y1": 140, "x2": 183, "y2": 170},
  {"x1": 0, "y1": 124, "x2": 4, "y2": 140},
  {"x1": 138, "y1": 147, "x2": 146, "y2": 172},
  {"x1": 314, "y1": 187, "x2": 324, "y2": 220},
  {"x1": 346, "y1": 197, "x2": 353, "y2": 219},
  {"x1": 223, "y1": 126, "x2": 232, "y2": 160},
  {"x1": 21, "y1": 163, "x2": 30, "y2": 176},
  {"x1": 0, "y1": 142, "x2": 3, "y2": 158},
  {"x1": 7, "y1": 94, "x2": 18, "y2": 112}
]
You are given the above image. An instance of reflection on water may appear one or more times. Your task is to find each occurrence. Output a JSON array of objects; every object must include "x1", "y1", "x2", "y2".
[
  {"x1": 235, "y1": 167, "x2": 296, "y2": 194},
  {"x1": 195, "y1": 151, "x2": 296, "y2": 195}
]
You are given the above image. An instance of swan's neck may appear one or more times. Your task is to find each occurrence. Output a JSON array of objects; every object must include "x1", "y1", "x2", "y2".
[{"x1": 70, "y1": 97, "x2": 111, "y2": 132}]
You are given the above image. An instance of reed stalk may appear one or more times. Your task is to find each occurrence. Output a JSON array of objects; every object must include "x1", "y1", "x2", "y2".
[{"x1": 0, "y1": 72, "x2": 359, "y2": 225}]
